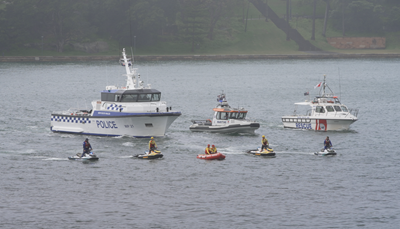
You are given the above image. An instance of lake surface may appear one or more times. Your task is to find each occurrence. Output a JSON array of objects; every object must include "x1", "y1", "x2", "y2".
[{"x1": 1, "y1": 58, "x2": 400, "y2": 228}]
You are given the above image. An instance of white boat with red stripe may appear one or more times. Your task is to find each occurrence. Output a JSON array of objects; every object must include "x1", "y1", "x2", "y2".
[{"x1": 281, "y1": 75, "x2": 358, "y2": 131}]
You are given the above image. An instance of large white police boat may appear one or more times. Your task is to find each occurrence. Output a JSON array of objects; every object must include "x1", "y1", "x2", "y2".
[
  {"x1": 281, "y1": 75, "x2": 358, "y2": 131},
  {"x1": 189, "y1": 92, "x2": 260, "y2": 133},
  {"x1": 50, "y1": 48, "x2": 181, "y2": 137}
]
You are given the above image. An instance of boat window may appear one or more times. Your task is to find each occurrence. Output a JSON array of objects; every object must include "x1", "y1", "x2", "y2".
[
  {"x1": 340, "y1": 106, "x2": 348, "y2": 112},
  {"x1": 334, "y1": 106, "x2": 342, "y2": 112},
  {"x1": 137, "y1": 93, "x2": 152, "y2": 102},
  {"x1": 301, "y1": 119, "x2": 306, "y2": 122},
  {"x1": 230, "y1": 113, "x2": 238, "y2": 119},
  {"x1": 326, "y1": 106, "x2": 334, "y2": 112},
  {"x1": 101, "y1": 93, "x2": 115, "y2": 102},
  {"x1": 121, "y1": 94, "x2": 138, "y2": 102},
  {"x1": 152, "y1": 93, "x2": 161, "y2": 101},
  {"x1": 217, "y1": 112, "x2": 228, "y2": 120},
  {"x1": 115, "y1": 95, "x2": 120, "y2": 102},
  {"x1": 315, "y1": 106, "x2": 325, "y2": 113},
  {"x1": 237, "y1": 112, "x2": 246, "y2": 119},
  {"x1": 289, "y1": 118, "x2": 293, "y2": 122}
]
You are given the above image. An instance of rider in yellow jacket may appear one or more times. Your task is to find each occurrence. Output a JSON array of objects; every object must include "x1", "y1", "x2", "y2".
[
  {"x1": 210, "y1": 145, "x2": 217, "y2": 154},
  {"x1": 205, "y1": 144, "x2": 211, "y2": 155},
  {"x1": 149, "y1": 137, "x2": 157, "y2": 153},
  {"x1": 261, "y1": 135, "x2": 269, "y2": 151}
]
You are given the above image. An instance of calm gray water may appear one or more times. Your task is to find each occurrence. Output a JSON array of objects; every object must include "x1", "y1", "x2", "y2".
[{"x1": 1, "y1": 58, "x2": 399, "y2": 228}]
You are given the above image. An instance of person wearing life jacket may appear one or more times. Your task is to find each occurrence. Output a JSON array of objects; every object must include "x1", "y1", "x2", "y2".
[
  {"x1": 210, "y1": 145, "x2": 217, "y2": 154},
  {"x1": 205, "y1": 144, "x2": 211, "y2": 155},
  {"x1": 149, "y1": 137, "x2": 157, "y2": 153},
  {"x1": 324, "y1": 136, "x2": 332, "y2": 150},
  {"x1": 261, "y1": 135, "x2": 269, "y2": 151},
  {"x1": 82, "y1": 138, "x2": 92, "y2": 158}
]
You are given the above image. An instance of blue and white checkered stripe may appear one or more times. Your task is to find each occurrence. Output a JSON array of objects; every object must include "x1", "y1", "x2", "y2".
[
  {"x1": 51, "y1": 116, "x2": 91, "y2": 123},
  {"x1": 107, "y1": 104, "x2": 124, "y2": 111}
]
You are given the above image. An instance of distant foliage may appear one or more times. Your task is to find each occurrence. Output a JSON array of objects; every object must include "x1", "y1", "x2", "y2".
[
  {"x1": 329, "y1": 0, "x2": 400, "y2": 34},
  {"x1": 1, "y1": 0, "x2": 400, "y2": 53}
]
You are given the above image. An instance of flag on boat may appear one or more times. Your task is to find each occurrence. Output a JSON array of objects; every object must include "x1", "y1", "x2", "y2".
[
  {"x1": 304, "y1": 91, "x2": 309, "y2": 96},
  {"x1": 314, "y1": 82, "x2": 322, "y2": 89}
]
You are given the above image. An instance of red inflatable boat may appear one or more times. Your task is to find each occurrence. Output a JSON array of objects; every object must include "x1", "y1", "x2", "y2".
[{"x1": 197, "y1": 152, "x2": 226, "y2": 160}]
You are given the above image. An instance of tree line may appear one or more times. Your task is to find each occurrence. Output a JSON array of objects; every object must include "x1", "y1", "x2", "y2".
[{"x1": 0, "y1": 0, "x2": 399, "y2": 54}]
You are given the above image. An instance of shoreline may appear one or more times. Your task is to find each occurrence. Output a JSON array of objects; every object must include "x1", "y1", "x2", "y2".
[{"x1": 1, "y1": 53, "x2": 400, "y2": 62}]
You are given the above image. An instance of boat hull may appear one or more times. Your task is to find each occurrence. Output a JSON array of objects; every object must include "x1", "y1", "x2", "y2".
[
  {"x1": 190, "y1": 123, "x2": 259, "y2": 133},
  {"x1": 197, "y1": 152, "x2": 226, "y2": 160},
  {"x1": 281, "y1": 116, "x2": 357, "y2": 131},
  {"x1": 246, "y1": 149, "x2": 275, "y2": 157},
  {"x1": 51, "y1": 112, "x2": 180, "y2": 137},
  {"x1": 68, "y1": 156, "x2": 99, "y2": 161},
  {"x1": 314, "y1": 149, "x2": 336, "y2": 156},
  {"x1": 134, "y1": 153, "x2": 163, "y2": 159}
]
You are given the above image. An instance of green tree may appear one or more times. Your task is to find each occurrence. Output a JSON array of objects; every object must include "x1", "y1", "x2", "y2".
[
  {"x1": 177, "y1": 0, "x2": 208, "y2": 52},
  {"x1": 330, "y1": 0, "x2": 384, "y2": 34},
  {"x1": 39, "y1": 0, "x2": 96, "y2": 52}
]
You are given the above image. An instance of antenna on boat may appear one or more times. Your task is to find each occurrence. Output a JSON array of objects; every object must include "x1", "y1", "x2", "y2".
[
  {"x1": 338, "y1": 67, "x2": 342, "y2": 101},
  {"x1": 130, "y1": 47, "x2": 134, "y2": 64},
  {"x1": 132, "y1": 35, "x2": 136, "y2": 64}
]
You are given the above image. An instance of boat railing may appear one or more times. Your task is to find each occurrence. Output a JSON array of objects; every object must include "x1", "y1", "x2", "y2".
[
  {"x1": 52, "y1": 108, "x2": 92, "y2": 116},
  {"x1": 245, "y1": 117, "x2": 257, "y2": 123},
  {"x1": 349, "y1": 108, "x2": 359, "y2": 117}
]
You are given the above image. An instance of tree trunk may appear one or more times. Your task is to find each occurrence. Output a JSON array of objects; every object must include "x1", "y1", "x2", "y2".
[
  {"x1": 249, "y1": 0, "x2": 320, "y2": 51},
  {"x1": 322, "y1": 0, "x2": 330, "y2": 37},
  {"x1": 286, "y1": 0, "x2": 290, "y2": 41},
  {"x1": 191, "y1": 20, "x2": 195, "y2": 52},
  {"x1": 311, "y1": 0, "x2": 316, "y2": 40},
  {"x1": 245, "y1": 1, "x2": 249, "y2": 32},
  {"x1": 342, "y1": 0, "x2": 345, "y2": 37},
  {"x1": 207, "y1": 5, "x2": 222, "y2": 40}
]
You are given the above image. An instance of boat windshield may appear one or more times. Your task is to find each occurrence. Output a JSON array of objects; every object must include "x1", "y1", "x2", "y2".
[
  {"x1": 137, "y1": 93, "x2": 152, "y2": 102},
  {"x1": 120, "y1": 94, "x2": 138, "y2": 102},
  {"x1": 340, "y1": 106, "x2": 348, "y2": 112},
  {"x1": 152, "y1": 93, "x2": 161, "y2": 101},
  {"x1": 315, "y1": 106, "x2": 325, "y2": 113},
  {"x1": 102, "y1": 92, "x2": 161, "y2": 102},
  {"x1": 217, "y1": 112, "x2": 229, "y2": 120},
  {"x1": 229, "y1": 112, "x2": 247, "y2": 119},
  {"x1": 334, "y1": 105, "x2": 342, "y2": 112},
  {"x1": 326, "y1": 106, "x2": 335, "y2": 112}
]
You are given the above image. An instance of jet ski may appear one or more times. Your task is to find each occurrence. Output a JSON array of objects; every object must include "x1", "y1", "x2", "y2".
[
  {"x1": 68, "y1": 152, "x2": 99, "y2": 161},
  {"x1": 246, "y1": 147, "x2": 275, "y2": 157},
  {"x1": 314, "y1": 148, "x2": 336, "y2": 156},
  {"x1": 134, "y1": 150, "x2": 163, "y2": 159}
]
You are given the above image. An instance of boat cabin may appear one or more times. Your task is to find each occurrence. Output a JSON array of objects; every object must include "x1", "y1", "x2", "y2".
[
  {"x1": 314, "y1": 104, "x2": 349, "y2": 114},
  {"x1": 101, "y1": 89, "x2": 161, "y2": 103},
  {"x1": 213, "y1": 108, "x2": 248, "y2": 120}
]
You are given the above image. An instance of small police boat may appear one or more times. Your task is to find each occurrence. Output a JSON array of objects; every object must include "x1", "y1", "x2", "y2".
[
  {"x1": 197, "y1": 152, "x2": 226, "y2": 160},
  {"x1": 246, "y1": 147, "x2": 276, "y2": 157},
  {"x1": 314, "y1": 148, "x2": 336, "y2": 156},
  {"x1": 189, "y1": 92, "x2": 259, "y2": 133},
  {"x1": 134, "y1": 150, "x2": 163, "y2": 159},
  {"x1": 68, "y1": 152, "x2": 99, "y2": 161}
]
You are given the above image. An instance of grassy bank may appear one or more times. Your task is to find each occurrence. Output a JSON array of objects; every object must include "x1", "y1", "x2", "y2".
[{"x1": 5, "y1": 0, "x2": 400, "y2": 56}]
